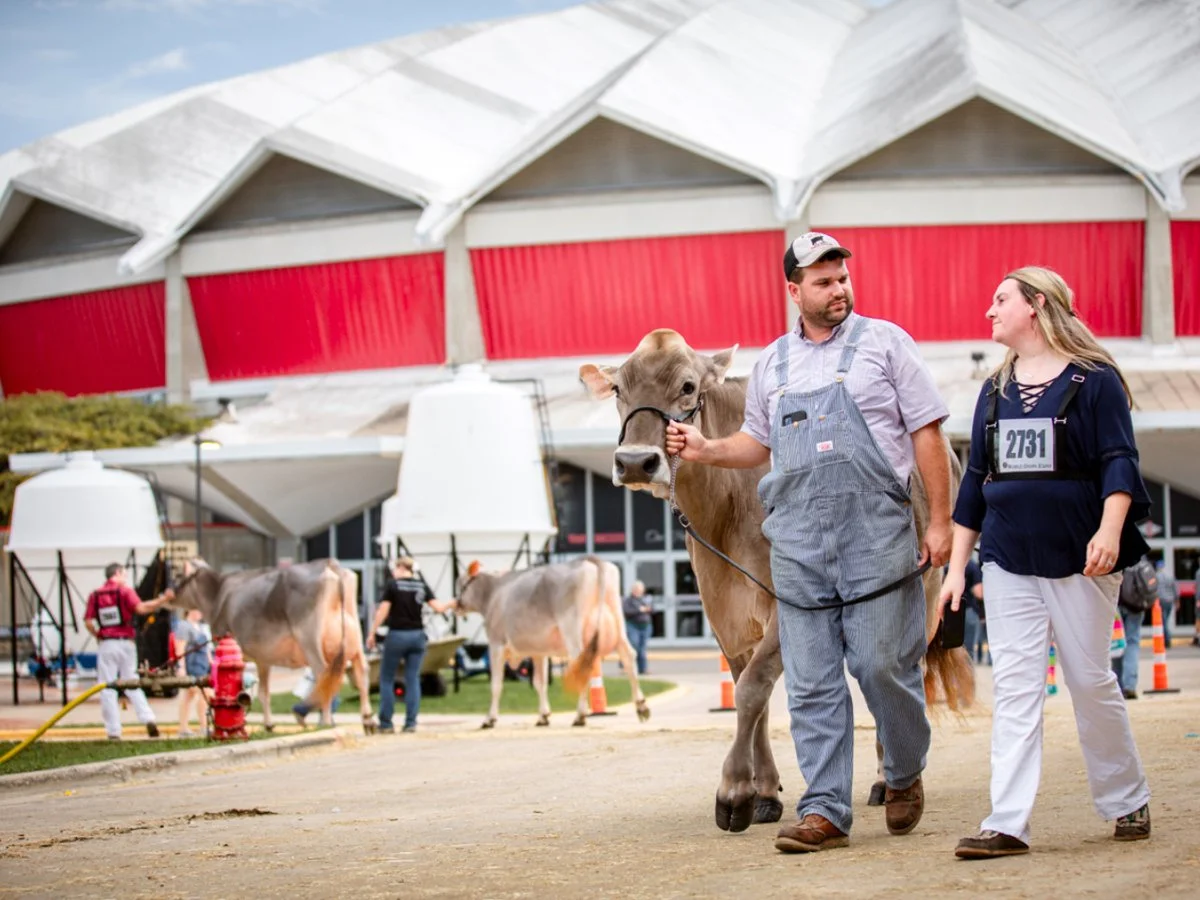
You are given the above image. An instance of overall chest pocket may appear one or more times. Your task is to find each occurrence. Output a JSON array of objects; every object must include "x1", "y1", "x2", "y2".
[{"x1": 775, "y1": 395, "x2": 853, "y2": 474}]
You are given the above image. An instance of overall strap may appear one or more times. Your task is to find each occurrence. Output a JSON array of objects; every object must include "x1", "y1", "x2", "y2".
[
  {"x1": 773, "y1": 335, "x2": 791, "y2": 393},
  {"x1": 835, "y1": 316, "x2": 870, "y2": 378}
]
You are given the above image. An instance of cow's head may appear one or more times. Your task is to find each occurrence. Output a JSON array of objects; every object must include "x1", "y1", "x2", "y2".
[
  {"x1": 170, "y1": 557, "x2": 219, "y2": 611},
  {"x1": 580, "y1": 329, "x2": 736, "y2": 498},
  {"x1": 455, "y1": 560, "x2": 488, "y2": 613}
]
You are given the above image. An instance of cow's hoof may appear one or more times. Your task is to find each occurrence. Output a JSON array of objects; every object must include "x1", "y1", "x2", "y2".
[
  {"x1": 571, "y1": 714, "x2": 587, "y2": 727},
  {"x1": 263, "y1": 723, "x2": 276, "y2": 733},
  {"x1": 635, "y1": 701, "x2": 651, "y2": 722},
  {"x1": 535, "y1": 714, "x2": 550, "y2": 727},
  {"x1": 362, "y1": 722, "x2": 377, "y2": 736},
  {"x1": 867, "y1": 780, "x2": 886, "y2": 807},
  {"x1": 715, "y1": 795, "x2": 755, "y2": 833},
  {"x1": 754, "y1": 796, "x2": 784, "y2": 824},
  {"x1": 480, "y1": 718, "x2": 496, "y2": 730}
]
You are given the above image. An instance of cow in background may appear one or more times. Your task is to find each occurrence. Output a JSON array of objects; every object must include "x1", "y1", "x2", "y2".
[
  {"x1": 172, "y1": 558, "x2": 376, "y2": 733},
  {"x1": 458, "y1": 556, "x2": 651, "y2": 729}
]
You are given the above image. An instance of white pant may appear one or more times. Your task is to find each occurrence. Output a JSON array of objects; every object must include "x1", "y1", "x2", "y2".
[
  {"x1": 980, "y1": 563, "x2": 1150, "y2": 843},
  {"x1": 96, "y1": 639, "x2": 155, "y2": 739}
]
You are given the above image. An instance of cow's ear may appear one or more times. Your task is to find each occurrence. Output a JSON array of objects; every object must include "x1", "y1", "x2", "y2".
[
  {"x1": 579, "y1": 363, "x2": 618, "y2": 399},
  {"x1": 706, "y1": 344, "x2": 738, "y2": 385}
]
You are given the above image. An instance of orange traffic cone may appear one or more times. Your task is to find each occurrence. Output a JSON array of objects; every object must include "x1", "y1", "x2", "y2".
[
  {"x1": 710, "y1": 654, "x2": 736, "y2": 712},
  {"x1": 588, "y1": 658, "x2": 616, "y2": 717},
  {"x1": 1144, "y1": 599, "x2": 1181, "y2": 694}
]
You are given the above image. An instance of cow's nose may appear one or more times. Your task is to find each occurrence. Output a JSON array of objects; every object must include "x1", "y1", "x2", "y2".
[{"x1": 614, "y1": 449, "x2": 662, "y2": 483}]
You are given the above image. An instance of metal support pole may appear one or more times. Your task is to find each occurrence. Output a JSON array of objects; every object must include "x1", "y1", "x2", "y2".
[
  {"x1": 450, "y1": 534, "x2": 460, "y2": 695},
  {"x1": 193, "y1": 435, "x2": 203, "y2": 558},
  {"x1": 56, "y1": 551, "x2": 68, "y2": 708},
  {"x1": 9, "y1": 552, "x2": 17, "y2": 706}
]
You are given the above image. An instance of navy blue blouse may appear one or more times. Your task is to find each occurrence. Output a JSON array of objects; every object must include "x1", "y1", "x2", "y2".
[{"x1": 953, "y1": 363, "x2": 1150, "y2": 578}]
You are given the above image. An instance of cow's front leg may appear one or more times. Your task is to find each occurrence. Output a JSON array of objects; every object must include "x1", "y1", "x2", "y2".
[
  {"x1": 532, "y1": 656, "x2": 552, "y2": 726},
  {"x1": 751, "y1": 706, "x2": 783, "y2": 824},
  {"x1": 258, "y1": 663, "x2": 275, "y2": 732},
  {"x1": 480, "y1": 643, "x2": 505, "y2": 729},
  {"x1": 717, "y1": 629, "x2": 782, "y2": 833}
]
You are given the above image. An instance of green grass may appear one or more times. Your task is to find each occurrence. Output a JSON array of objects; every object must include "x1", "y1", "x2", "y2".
[
  {"x1": 254, "y1": 672, "x2": 674, "y2": 717},
  {"x1": 0, "y1": 733, "x2": 274, "y2": 776}
]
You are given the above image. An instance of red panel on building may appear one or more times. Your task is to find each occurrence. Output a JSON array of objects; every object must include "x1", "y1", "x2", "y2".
[
  {"x1": 470, "y1": 231, "x2": 785, "y2": 359},
  {"x1": 810, "y1": 222, "x2": 1145, "y2": 340},
  {"x1": 187, "y1": 254, "x2": 445, "y2": 381},
  {"x1": 1172, "y1": 220, "x2": 1200, "y2": 336},
  {"x1": 0, "y1": 283, "x2": 165, "y2": 396}
]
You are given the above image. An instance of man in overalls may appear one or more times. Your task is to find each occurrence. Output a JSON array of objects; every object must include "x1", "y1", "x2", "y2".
[
  {"x1": 84, "y1": 563, "x2": 172, "y2": 740},
  {"x1": 666, "y1": 232, "x2": 952, "y2": 852}
]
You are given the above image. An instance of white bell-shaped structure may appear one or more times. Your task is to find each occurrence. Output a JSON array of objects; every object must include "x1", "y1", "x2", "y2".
[
  {"x1": 6, "y1": 452, "x2": 164, "y2": 653},
  {"x1": 379, "y1": 365, "x2": 556, "y2": 598}
]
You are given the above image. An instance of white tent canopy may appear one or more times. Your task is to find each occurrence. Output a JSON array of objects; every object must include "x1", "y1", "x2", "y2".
[{"x1": 6, "y1": 452, "x2": 164, "y2": 654}]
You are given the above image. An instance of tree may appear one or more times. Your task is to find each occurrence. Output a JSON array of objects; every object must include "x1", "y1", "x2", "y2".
[{"x1": 0, "y1": 393, "x2": 210, "y2": 526}]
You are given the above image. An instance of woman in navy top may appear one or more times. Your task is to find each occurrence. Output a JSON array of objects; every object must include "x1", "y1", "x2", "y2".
[{"x1": 940, "y1": 266, "x2": 1151, "y2": 859}]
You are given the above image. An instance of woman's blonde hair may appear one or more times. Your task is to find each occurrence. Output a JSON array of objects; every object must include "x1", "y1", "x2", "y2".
[{"x1": 991, "y1": 266, "x2": 1132, "y2": 407}]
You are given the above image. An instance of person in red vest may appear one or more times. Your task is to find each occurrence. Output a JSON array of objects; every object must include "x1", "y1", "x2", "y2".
[{"x1": 84, "y1": 563, "x2": 173, "y2": 740}]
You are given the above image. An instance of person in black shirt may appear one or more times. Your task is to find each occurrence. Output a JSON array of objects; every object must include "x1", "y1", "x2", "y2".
[
  {"x1": 621, "y1": 580, "x2": 653, "y2": 675},
  {"x1": 941, "y1": 266, "x2": 1151, "y2": 859},
  {"x1": 368, "y1": 557, "x2": 454, "y2": 733}
]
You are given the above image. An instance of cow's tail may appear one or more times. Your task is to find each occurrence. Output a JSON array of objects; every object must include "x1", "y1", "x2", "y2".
[
  {"x1": 563, "y1": 558, "x2": 606, "y2": 694},
  {"x1": 310, "y1": 563, "x2": 348, "y2": 712},
  {"x1": 923, "y1": 448, "x2": 975, "y2": 714}
]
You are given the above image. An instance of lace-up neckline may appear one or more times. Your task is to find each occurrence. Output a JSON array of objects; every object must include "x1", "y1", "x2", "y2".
[{"x1": 1015, "y1": 377, "x2": 1056, "y2": 414}]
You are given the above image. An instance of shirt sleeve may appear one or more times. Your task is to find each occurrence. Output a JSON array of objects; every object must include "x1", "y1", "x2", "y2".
[
  {"x1": 884, "y1": 324, "x2": 950, "y2": 433},
  {"x1": 739, "y1": 347, "x2": 774, "y2": 447},
  {"x1": 122, "y1": 586, "x2": 142, "y2": 618},
  {"x1": 1090, "y1": 367, "x2": 1150, "y2": 518},
  {"x1": 84, "y1": 591, "x2": 97, "y2": 621},
  {"x1": 952, "y1": 381, "x2": 991, "y2": 532}
]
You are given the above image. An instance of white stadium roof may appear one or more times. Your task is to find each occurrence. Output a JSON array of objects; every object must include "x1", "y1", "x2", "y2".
[{"x1": 1, "y1": 0, "x2": 1198, "y2": 278}]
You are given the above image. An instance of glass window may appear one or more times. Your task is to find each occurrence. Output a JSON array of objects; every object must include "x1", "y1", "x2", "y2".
[
  {"x1": 675, "y1": 559, "x2": 699, "y2": 596},
  {"x1": 369, "y1": 504, "x2": 384, "y2": 559},
  {"x1": 554, "y1": 464, "x2": 588, "y2": 553},
  {"x1": 305, "y1": 529, "x2": 330, "y2": 562},
  {"x1": 670, "y1": 507, "x2": 688, "y2": 550},
  {"x1": 1174, "y1": 548, "x2": 1198, "y2": 627},
  {"x1": 335, "y1": 510, "x2": 366, "y2": 560},
  {"x1": 636, "y1": 561, "x2": 665, "y2": 638},
  {"x1": 632, "y1": 490, "x2": 666, "y2": 551},
  {"x1": 1170, "y1": 486, "x2": 1200, "y2": 538},
  {"x1": 592, "y1": 472, "x2": 626, "y2": 551}
]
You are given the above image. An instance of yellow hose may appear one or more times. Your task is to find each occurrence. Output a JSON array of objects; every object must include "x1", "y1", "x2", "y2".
[{"x1": 0, "y1": 682, "x2": 108, "y2": 767}]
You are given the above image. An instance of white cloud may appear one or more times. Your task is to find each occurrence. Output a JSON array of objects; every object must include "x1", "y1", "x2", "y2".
[
  {"x1": 34, "y1": 48, "x2": 78, "y2": 63},
  {"x1": 101, "y1": 0, "x2": 322, "y2": 11},
  {"x1": 123, "y1": 47, "x2": 190, "y2": 80}
]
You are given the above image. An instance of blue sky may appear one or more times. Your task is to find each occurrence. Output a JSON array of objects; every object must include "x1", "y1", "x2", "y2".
[{"x1": 0, "y1": 0, "x2": 580, "y2": 153}]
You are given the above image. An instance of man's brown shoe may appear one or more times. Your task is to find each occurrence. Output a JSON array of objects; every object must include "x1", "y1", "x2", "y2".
[
  {"x1": 884, "y1": 777, "x2": 924, "y2": 835},
  {"x1": 1113, "y1": 804, "x2": 1150, "y2": 841},
  {"x1": 955, "y1": 830, "x2": 1030, "y2": 859},
  {"x1": 774, "y1": 813, "x2": 849, "y2": 853}
]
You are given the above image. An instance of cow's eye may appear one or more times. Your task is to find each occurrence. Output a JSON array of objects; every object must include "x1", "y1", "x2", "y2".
[{"x1": 681, "y1": 381, "x2": 695, "y2": 395}]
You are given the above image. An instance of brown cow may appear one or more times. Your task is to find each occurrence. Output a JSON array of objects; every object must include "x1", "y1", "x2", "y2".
[
  {"x1": 457, "y1": 556, "x2": 650, "y2": 729},
  {"x1": 172, "y1": 558, "x2": 376, "y2": 733},
  {"x1": 581, "y1": 330, "x2": 972, "y2": 833}
]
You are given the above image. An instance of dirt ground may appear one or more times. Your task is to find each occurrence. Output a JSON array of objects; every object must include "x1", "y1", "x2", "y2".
[{"x1": 1, "y1": 658, "x2": 1198, "y2": 900}]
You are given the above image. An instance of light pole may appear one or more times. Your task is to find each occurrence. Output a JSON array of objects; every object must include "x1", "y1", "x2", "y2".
[{"x1": 193, "y1": 435, "x2": 221, "y2": 558}]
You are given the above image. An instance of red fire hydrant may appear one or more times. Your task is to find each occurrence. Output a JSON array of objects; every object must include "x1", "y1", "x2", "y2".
[{"x1": 210, "y1": 634, "x2": 251, "y2": 741}]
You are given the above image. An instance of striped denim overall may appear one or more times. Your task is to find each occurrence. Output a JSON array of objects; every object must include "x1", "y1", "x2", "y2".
[{"x1": 758, "y1": 317, "x2": 930, "y2": 833}]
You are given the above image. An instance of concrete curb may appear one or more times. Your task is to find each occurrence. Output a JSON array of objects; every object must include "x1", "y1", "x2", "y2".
[{"x1": 0, "y1": 727, "x2": 358, "y2": 791}]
